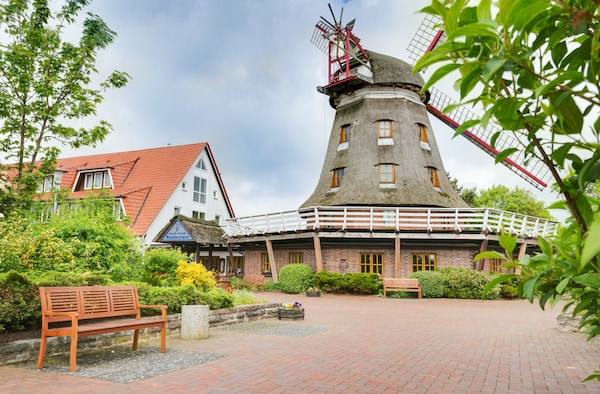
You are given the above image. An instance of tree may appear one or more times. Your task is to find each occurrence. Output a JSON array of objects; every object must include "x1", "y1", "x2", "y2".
[
  {"x1": 0, "y1": 0, "x2": 129, "y2": 213},
  {"x1": 473, "y1": 185, "x2": 553, "y2": 219},
  {"x1": 415, "y1": 0, "x2": 600, "y2": 380}
]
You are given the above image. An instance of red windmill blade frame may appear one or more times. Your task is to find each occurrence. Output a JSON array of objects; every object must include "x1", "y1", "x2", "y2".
[{"x1": 407, "y1": 15, "x2": 551, "y2": 190}]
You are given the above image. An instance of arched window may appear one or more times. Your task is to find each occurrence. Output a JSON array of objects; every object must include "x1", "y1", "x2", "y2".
[{"x1": 331, "y1": 168, "x2": 345, "y2": 188}]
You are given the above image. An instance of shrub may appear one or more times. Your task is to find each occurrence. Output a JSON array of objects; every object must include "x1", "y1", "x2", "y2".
[
  {"x1": 199, "y1": 288, "x2": 235, "y2": 310},
  {"x1": 278, "y1": 264, "x2": 315, "y2": 294},
  {"x1": 342, "y1": 273, "x2": 380, "y2": 294},
  {"x1": 315, "y1": 271, "x2": 343, "y2": 293},
  {"x1": 440, "y1": 268, "x2": 501, "y2": 300},
  {"x1": 314, "y1": 271, "x2": 379, "y2": 294},
  {"x1": 142, "y1": 248, "x2": 189, "y2": 286},
  {"x1": 0, "y1": 271, "x2": 40, "y2": 332},
  {"x1": 410, "y1": 271, "x2": 445, "y2": 298},
  {"x1": 176, "y1": 260, "x2": 217, "y2": 291}
]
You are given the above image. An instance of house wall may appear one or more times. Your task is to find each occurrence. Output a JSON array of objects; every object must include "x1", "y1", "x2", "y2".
[
  {"x1": 146, "y1": 148, "x2": 233, "y2": 244},
  {"x1": 242, "y1": 244, "x2": 478, "y2": 277}
]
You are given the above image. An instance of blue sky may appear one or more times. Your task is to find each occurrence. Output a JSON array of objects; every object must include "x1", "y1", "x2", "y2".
[{"x1": 59, "y1": 0, "x2": 562, "y2": 218}]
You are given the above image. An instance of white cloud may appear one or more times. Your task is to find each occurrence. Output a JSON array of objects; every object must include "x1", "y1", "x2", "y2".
[{"x1": 52, "y1": 0, "x2": 562, "y2": 219}]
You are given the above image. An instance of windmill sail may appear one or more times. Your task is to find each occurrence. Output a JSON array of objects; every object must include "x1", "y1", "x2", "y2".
[{"x1": 407, "y1": 16, "x2": 552, "y2": 190}]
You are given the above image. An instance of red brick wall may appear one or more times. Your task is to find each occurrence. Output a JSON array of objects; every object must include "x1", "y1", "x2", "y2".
[{"x1": 242, "y1": 244, "x2": 478, "y2": 277}]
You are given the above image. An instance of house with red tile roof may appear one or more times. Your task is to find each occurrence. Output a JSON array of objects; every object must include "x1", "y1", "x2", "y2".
[{"x1": 30, "y1": 142, "x2": 234, "y2": 246}]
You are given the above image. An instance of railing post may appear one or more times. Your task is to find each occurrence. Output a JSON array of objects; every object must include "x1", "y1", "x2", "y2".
[
  {"x1": 427, "y1": 209, "x2": 432, "y2": 232},
  {"x1": 342, "y1": 207, "x2": 348, "y2": 230},
  {"x1": 313, "y1": 206, "x2": 319, "y2": 230}
]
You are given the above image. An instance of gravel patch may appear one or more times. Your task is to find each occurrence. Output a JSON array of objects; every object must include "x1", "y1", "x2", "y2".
[{"x1": 29, "y1": 346, "x2": 225, "y2": 383}]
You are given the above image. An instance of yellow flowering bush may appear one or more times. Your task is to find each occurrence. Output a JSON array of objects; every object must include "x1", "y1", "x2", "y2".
[{"x1": 176, "y1": 260, "x2": 217, "y2": 291}]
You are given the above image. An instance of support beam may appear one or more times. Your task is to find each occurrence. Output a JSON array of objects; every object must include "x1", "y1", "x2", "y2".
[
  {"x1": 395, "y1": 235, "x2": 401, "y2": 277},
  {"x1": 266, "y1": 239, "x2": 278, "y2": 282},
  {"x1": 515, "y1": 242, "x2": 527, "y2": 274},
  {"x1": 227, "y1": 243, "x2": 236, "y2": 274},
  {"x1": 313, "y1": 233, "x2": 324, "y2": 272},
  {"x1": 477, "y1": 239, "x2": 489, "y2": 271}
]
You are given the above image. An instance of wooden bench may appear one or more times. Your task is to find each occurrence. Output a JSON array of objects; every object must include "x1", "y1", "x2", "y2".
[
  {"x1": 37, "y1": 285, "x2": 168, "y2": 372},
  {"x1": 238, "y1": 275, "x2": 265, "y2": 291},
  {"x1": 383, "y1": 278, "x2": 422, "y2": 299}
]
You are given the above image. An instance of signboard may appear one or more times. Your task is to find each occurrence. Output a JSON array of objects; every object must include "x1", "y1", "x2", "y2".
[{"x1": 161, "y1": 219, "x2": 194, "y2": 242}]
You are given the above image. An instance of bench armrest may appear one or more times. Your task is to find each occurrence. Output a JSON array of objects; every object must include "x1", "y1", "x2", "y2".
[{"x1": 139, "y1": 304, "x2": 168, "y2": 319}]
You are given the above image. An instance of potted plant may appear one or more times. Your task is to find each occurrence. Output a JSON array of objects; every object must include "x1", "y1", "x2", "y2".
[
  {"x1": 277, "y1": 302, "x2": 304, "y2": 320},
  {"x1": 306, "y1": 287, "x2": 321, "y2": 297}
]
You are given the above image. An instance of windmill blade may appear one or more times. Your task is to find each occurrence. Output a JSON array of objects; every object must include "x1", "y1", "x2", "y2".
[
  {"x1": 427, "y1": 88, "x2": 551, "y2": 190},
  {"x1": 407, "y1": 14, "x2": 446, "y2": 70},
  {"x1": 408, "y1": 16, "x2": 551, "y2": 190}
]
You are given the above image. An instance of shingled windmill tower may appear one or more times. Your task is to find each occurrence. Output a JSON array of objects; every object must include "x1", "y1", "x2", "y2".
[{"x1": 301, "y1": 7, "x2": 467, "y2": 209}]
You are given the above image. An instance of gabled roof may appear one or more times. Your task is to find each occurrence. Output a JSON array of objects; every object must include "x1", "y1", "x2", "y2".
[
  {"x1": 153, "y1": 216, "x2": 226, "y2": 245},
  {"x1": 12, "y1": 142, "x2": 235, "y2": 238}
]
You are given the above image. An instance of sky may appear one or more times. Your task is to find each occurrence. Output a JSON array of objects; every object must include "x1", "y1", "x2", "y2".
[{"x1": 56, "y1": 0, "x2": 564, "y2": 219}]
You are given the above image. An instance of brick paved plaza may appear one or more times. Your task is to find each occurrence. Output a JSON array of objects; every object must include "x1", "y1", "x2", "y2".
[{"x1": 1, "y1": 292, "x2": 599, "y2": 393}]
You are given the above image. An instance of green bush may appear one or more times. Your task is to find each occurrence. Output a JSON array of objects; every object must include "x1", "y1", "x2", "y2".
[
  {"x1": 440, "y1": 268, "x2": 501, "y2": 300},
  {"x1": 315, "y1": 271, "x2": 343, "y2": 293},
  {"x1": 278, "y1": 264, "x2": 315, "y2": 294},
  {"x1": 35, "y1": 271, "x2": 114, "y2": 287},
  {"x1": 198, "y1": 288, "x2": 235, "y2": 310},
  {"x1": 410, "y1": 271, "x2": 445, "y2": 298},
  {"x1": 141, "y1": 248, "x2": 189, "y2": 286},
  {"x1": 314, "y1": 271, "x2": 380, "y2": 295},
  {"x1": 0, "y1": 271, "x2": 40, "y2": 332}
]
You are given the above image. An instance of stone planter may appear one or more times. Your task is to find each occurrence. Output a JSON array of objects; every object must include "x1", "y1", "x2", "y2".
[
  {"x1": 278, "y1": 307, "x2": 304, "y2": 320},
  {"x1": 306, "y1": 290, "x2": 321, "y2": 297}
]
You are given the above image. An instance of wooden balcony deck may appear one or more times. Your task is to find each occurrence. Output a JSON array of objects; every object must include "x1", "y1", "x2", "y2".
[{"x1": 225, "y1": 206, "x2": 559, "y2": 239}]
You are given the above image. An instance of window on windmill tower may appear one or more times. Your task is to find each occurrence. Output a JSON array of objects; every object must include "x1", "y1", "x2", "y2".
[
  {"x1": 378, "y1": 120, "x2": 392, "y2": 138},
  {"x1": 339, "y1": 124, "x2": 351, "y2": 143},
  {"x1": 427, "y1": 167, "x2": 440, "y2": 188},
  {"x1": 331, "y1": 168, "x2": 345, "y2": 188},
  {"x1": 418, "y1": 123, "x2": 431, "y2": 151},
  {"x1": 378, "y1": 164, "x2": 395, "y2": 184}
]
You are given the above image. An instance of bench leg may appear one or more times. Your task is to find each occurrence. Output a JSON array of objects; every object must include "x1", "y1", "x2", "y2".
[
  {"x1": 69, "y1": 333, "x2": 78, "y2": 373},
  {"x1": 133, "y1": 329, "x2": 140, "y2": 351},
  {"x1": 36, "y1": 335, "x2": 48, "y2": 369},
  {"x1": 160, "y1": 322, "x2": 166, "y2": 353}
]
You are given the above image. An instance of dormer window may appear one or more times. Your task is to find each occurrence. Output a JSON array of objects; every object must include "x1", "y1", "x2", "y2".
[{"x1": 76, "y1": 170, "x2": 111, "y2": 191}]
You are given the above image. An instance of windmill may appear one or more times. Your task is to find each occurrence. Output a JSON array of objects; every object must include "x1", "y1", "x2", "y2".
[
  {"x1": 302, "y1": 6, "x2": 467, "y2": 209},
  {"x1": 407, "y1": 14, "x2": 552, "y2": 191}
]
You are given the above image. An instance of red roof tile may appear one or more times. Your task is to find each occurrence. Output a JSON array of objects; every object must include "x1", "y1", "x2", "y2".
[{"x1": 8, "y1": 142, "x2": 234, "y2": 238}]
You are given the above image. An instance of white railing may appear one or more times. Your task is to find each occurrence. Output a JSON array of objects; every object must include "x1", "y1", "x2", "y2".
[{"x1": 225, "y1": 206, "x2": 559, "y2": 238}]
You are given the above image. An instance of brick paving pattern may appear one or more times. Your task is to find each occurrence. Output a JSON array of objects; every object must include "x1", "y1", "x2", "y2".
[{"x1": 1, "y1": 293, "x2": 599, "y2": 393}]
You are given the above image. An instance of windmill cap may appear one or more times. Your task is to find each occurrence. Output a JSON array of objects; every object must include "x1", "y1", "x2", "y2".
[{"x1": 318, "y1": 50, "x2": 430, "y2": 104}]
